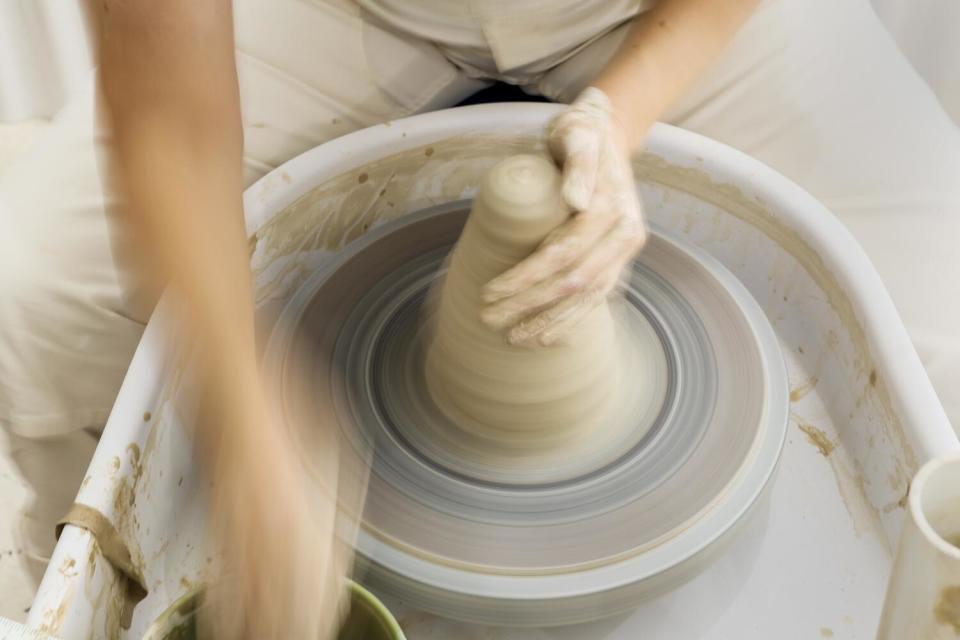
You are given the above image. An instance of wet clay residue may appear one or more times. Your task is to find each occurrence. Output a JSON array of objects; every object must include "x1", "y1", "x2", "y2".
[
  {"x1": 882, "y1": 481, "x2": 910, "y2": 514},
  {"x1": 59, "y1": 556, "x2": 78, "y2": 578},
  {"x1": 795, "y1": 419, "x2": 888, "y2": 544},
  {"x1": 96, "y1": 377, "x2": 179, "y2": 639},
  {"x1": 126, "y1": 443, "x2": 141, "y2": 470},
  {"x1": 790, "y1": 376, "x2": 819, "y2": 403},
  {"x1": 935, "y1": 586, "x2": 960, "y2": 633},
  {"x1": 251, "y1": 134, "x2": 544, "y2": 305},
  {"x1": 38, "y1": 582, "x2": 74, "y2": 635},
  {"x1": 86, "y1": 540, "x2": 98, "y2": 575},
  {"x1": 114, "y1": 443, "x2": 143, "y2": 513},
  {"x1": 799, "y1": 423, "x2": 835, "y2": 457}
]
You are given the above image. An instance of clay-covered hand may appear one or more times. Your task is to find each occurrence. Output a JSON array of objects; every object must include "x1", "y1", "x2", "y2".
[{"x1": 481, "y1": 87, "x2": 647, "y2": 345}]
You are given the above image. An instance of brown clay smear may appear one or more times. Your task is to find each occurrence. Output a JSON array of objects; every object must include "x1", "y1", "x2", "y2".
[
  {"x1": 792, "y1": 417, "x2": 886, "y2": 543},
  {"x1": 790, "y1": 376, "x2": 819, "y2": 403},
  {"x1": 934, "y1": 585, "x2": 960, "y2": 633},
  {"x1": 799, "y1": 423, "x2": 835, "y2": 457},
  {"x1": 251, "y1": 135, "x2": 544, "y2": 304},
  {"x1": 37, "y1": 581, "x2": 73, "y2": 635},
  {"x1": 59, "y1": 556, "x2": 78, "y2": 578},
  {"x1": 97, "y1": 365, "x2": 183, "y2": 637}
]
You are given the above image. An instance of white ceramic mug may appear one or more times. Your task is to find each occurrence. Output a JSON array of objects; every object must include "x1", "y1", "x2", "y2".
[{"x1": 878, "y1": 453, "x2": 960, "y2": 639}]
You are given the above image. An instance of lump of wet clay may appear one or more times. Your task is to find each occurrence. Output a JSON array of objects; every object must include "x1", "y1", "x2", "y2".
[{"x1": 424, "y1": 154, "x2": 633, "y2": 456}]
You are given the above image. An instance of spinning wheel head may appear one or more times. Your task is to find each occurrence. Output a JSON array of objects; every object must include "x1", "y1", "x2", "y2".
[{"x1": 265, "y1": 193, "x2": 787, "y2": 625}]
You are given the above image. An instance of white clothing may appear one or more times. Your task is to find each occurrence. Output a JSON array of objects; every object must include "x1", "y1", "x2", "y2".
[
  {"x1": 359, "y1": 0, "x2": 649, "y2": 83},
  {"x1": 0, "y1": 428, "x2": 99, "y2": 583}
]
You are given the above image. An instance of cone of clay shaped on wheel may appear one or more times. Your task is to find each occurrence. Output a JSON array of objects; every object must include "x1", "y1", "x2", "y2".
[{"x1": 424, "y1": 154, "x2": 625, "y2": 453}]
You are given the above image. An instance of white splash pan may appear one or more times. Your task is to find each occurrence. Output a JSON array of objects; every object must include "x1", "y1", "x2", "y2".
[{"x1": 28, "y1": 104, "x2": 959, "y2": 639}]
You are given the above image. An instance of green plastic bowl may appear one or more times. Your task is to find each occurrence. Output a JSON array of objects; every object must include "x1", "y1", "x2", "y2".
[
  {"x1": 142, "y1": 580, "x2": 406, "y2": 640},
  {"x1": 338, "y1": 581, "x2": 406, "y2": 640}
]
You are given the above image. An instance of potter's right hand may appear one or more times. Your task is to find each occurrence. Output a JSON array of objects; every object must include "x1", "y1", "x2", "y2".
[{"x1": 481, "y1": 87, "x2": 648, "y2": 345}]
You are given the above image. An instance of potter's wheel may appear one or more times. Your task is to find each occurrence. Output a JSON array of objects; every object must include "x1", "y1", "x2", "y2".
[{"x1": 264, "y1": 202, "x2": 788, "y2": 626}]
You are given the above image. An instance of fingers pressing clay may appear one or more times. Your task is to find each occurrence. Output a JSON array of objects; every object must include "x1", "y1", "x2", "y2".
[
  {"x1": 556, "y1": 127, "x2": 601, "y2": 212},
  {"x1": 481, "y1": 202, "x2": 617, "y2": 305},
  {"x1": 546, "y1": 87, "x2": 613, "y2": 212},
  {"x1": 484, "y1": 87, "x2": 647, "y2": 341}
]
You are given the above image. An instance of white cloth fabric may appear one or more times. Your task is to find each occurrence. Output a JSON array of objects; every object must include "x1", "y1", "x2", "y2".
[
  {"x1": 0, "y1": 427, "x2": 100, "y2": 582},
  {"x1": 2, "y1": 1, "x2": 956, "y2": 126},
  {"x1": 360, "y1": 0, "x2": 649, "y2": 83},
  {"x1": 873, "y1": 0, "x2": 960, "y2": 124},
  {"x1": 0, "y1": 0, "x2": 94, "y2": 122},
  {"x1": 1, "y1": 0, "x2": 959, "y2": 580}
]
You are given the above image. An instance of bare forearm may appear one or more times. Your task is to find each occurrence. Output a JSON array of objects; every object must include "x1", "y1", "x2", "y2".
[
  {"x1": 93, "y1": 2, "x2": 259, "y2": 421},
  {"x1": 594, "y1": 0, "x2": 761, "y2": 151}
]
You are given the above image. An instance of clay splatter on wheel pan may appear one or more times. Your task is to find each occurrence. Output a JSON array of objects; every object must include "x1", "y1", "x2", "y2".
[{"x1": 264, "y1": 203, "x2": 788, "y2": 626}]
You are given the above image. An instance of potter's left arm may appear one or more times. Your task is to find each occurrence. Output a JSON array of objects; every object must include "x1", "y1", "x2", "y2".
[{"x1": 482, "y1": 0, "x2": 761, "y2": 344}]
